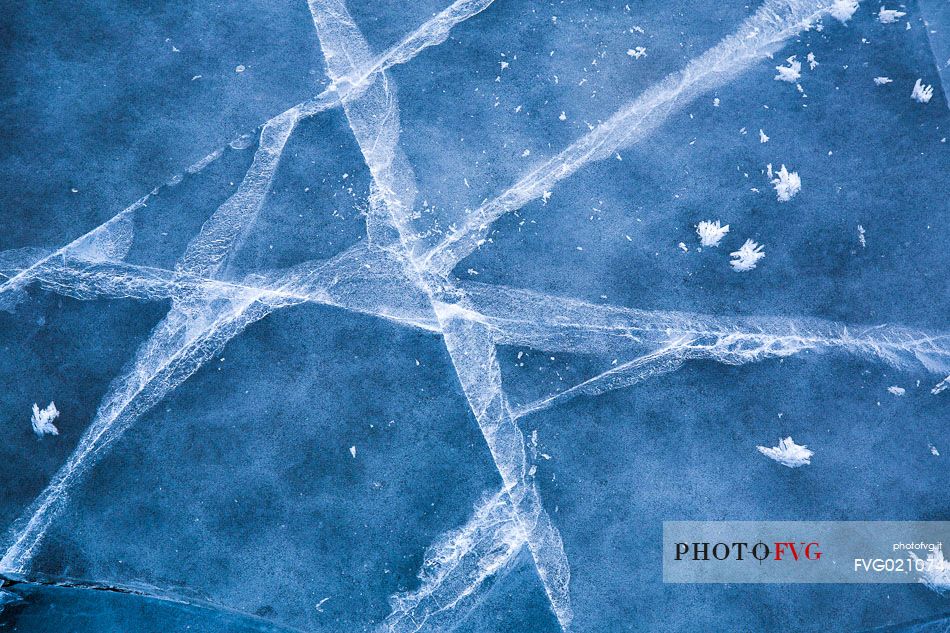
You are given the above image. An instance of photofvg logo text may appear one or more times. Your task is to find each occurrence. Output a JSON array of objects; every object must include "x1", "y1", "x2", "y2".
[
  {"x1": 674, "y1": 540, "x2": 822, "y2": 562},
  {"x1": 663, "y1": 521, "x2": 949, "y2": 584}
]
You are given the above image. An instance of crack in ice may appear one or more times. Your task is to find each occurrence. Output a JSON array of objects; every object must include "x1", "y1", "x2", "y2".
[
  {"x1": 1, "y1": 0, "x2": 497, "y2": 577},
  {"x1": 5, "y1": 1, "x2": 947, "y2": 632},
  {"x1": 306, "y1": 0, "x2": 572, "y2": 626},
  {"x1": 424, "y1": 0, "x2": 855, "y2": 273},
  {"x1": 5, "y1": 255, "x2": 947, "y2": 373},
  {"x1": 0, "y1": 0, "x2": 494, "y2": 310}
]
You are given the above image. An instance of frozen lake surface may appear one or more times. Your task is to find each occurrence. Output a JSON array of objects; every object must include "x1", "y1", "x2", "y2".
[{"x1": 0, "y1": 0, "x2": 947, "y2": 631}]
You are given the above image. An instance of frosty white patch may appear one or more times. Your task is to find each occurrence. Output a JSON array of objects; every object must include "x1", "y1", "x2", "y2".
[
  {"x1": 695, "y1": 220, "x2": 730, "y2": 247},
  {"x1": 774, "y1": 56, "x2": 801, "y2": 83},
  {"x1": 887, "y1": 385, "x2": 906, "y2": 396},
  {"x1": 730, "y1": 239, "x2": 765, "y2": 272},
  {"x1": 877, "y1": 7, "x2": 906, "y2": 24},
  {"x1": 769, "y1": 163, "x2": 801, "y2": 202},
  {"x1": 829, "y1": 0, "x2": 859, "y2": 23},
  {"x1": 757, "y1": 436, "x2": 813, "y2": 468},
  {"x1": 30, "y1": 402, "x2": 60, "y2": 437},
  {"x1": 911, "y1": 79, "x2": 934, "y2": 104},
  {"x1": 910, "y1": 549, "x2": 950, "y2": 595},
  {"x1": 873, "y1": 76, "x2": 893, "y2": 85}
]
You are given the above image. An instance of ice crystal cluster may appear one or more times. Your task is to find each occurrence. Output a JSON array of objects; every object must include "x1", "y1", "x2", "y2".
[
  {"x1": 730, "y1": 239, "x2": 767, "y2": 272},
  {"x1": 29, "y1": 402, "x2": 60, "y2": 437},
  {"x1": 696, "y1": 220, "x2": 730, "y2": 247},
  {"x1": 757, "y1": 437, "x2": 814, "y2": 467}
]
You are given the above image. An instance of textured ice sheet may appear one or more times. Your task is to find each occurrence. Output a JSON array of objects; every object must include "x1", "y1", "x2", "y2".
[
  {"x1": 519, "y1": 354, "x2": 949, "y2": 631},
  {"x1": 0, "y1": 580, "x2": 301, "y2": 633},
  {"x1": 463, "y1": 5, "x2": 949, "y2": 330},
  {"x1": 24, "y1": 305, "x2": 502, "y2": 631},
  {"x1": 0, "y1": 0, "x2": 947, "y2": 632}
]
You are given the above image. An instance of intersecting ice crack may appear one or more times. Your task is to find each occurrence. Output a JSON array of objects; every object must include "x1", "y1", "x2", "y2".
[
  {"x1": 0, "y1": 0, "x2": 500, "y2": 576},
  {"x1": 0, "y1": 0, "x2": 497, "y2": 315},
  {"x1": 422, "y1": 0, "x2": 858, "y2": 274},
  {"x1": 4, "y1": 252, "x2": 947, "y2": 370},
  {"x1": 307, "y1": 0, "x2": 574, "y2": 626},
  {"x1": 1, "y1": 0, "x2": 947, "y2": 630}
]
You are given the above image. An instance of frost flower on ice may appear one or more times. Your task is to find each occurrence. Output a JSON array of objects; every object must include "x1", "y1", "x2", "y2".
[
  {"x1": 774, "y1": 56, "x2": 801, "y2": 83},
  {"x1": 757, "y1": 436, "x2": 813, "y2": 467},
  {"x1": 730, "y1": 239, "x2": 765, "y2": 272},
  {"x1": 878, "y1": 7, "x2": 906, "y2": 24},
  {"x1": 31, "y1": 402, "x2": 60, "y2": 437},
  {"x1": 829, "y1": 0, "x2": 859, "y2": 23},
  {"x1": 769, "y1": 163, "x2": 801, "y2": 202},
  {"x1": 911, "y1": 79, "x2": 934, "y2": 104},
  {"x1": 909, "y1": 548, "x2": 950, "y2": 595},
  {"x1": 696, "y1": 220, "x2": 730, "y2": 247}
]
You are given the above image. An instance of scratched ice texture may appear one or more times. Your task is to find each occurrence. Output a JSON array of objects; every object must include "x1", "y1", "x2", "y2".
[{"x1": 0, "y1": 0, "x2": 947, "y2": 632}]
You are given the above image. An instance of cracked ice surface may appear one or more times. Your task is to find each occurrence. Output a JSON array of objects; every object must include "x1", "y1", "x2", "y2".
[{"x1": 0, "y1": 0, "x2": 948, "y2": 632}]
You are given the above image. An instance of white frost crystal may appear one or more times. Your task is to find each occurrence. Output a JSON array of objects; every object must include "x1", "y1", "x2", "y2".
[
  {"x1": 829, "y1": 0, "x2": 859, "y2": 23},
  {"x1": 910, "y1": 549, "x2": 950, "y2": 595},
  {"x1": 873, "y1": 76, "x2": 893, "y2": 85},
  {"x1": 911, "y1": 79, "x2": 934, "y2": 104},
  {"x1": 30, "y1": 402, "x2": 60, "y2": 437},
  {"x1": 757, "y1": 436, "x2": 813, "y2": 467},
  {"x1": 887, "y1": 385, "x2": 906, "y2": 396},
  {"x1": 730, "y1": 239, "x2": 766, "y2": 272},
  {"x1": 769, "y1": 163, "x2": 801, "y2": 202},
  {"x1": 774, "y1": 56, "x2": 801, "y2": 83},
  {"x1": 696, "y1": 220, "x2": 730, "y2": 247},
  {"x1": 877, "y1": 7, "x2": 906, "y2": 24}
]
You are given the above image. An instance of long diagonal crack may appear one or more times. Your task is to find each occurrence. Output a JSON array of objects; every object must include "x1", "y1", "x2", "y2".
[
  {"x1": 511, "y1": 341, "x2": 690, "y2": 421},
  {"x1": 0, "y1": 0, "x2": 495, "y2": 310},
  {"x1": 424, "y1": 0, "x2": 860, "y2": 274},
  {"x1": 1, "y1": 57, "x2": 318, "y2": 570},
  {"x1": 7, "y1": 1, "x2": 947, "y2": 631},
  {"x1": 0, "y1": 0, "x2": 500, "y2": 578},
  {"x1": 0, "y1": 291, "x2": 293, "y2": 571},
  {"x1": 5, "y1": 254, "x2": 948, "y2": 381},
  {"x1": 306, "y1": 0, "x2": 575, "y2": 628}
]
